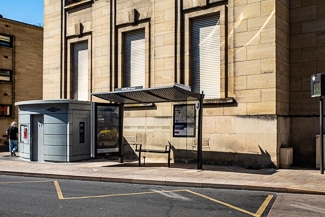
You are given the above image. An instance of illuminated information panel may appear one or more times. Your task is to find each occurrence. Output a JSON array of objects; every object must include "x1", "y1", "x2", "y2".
[
  {"x1": 311, "y1": 74, "x2": 325, "y2": 97},
  {"x1": 173, "y1": 104, "x2": 196, "y2": 137}
]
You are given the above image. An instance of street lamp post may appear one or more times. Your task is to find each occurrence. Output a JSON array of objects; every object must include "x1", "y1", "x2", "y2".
[{"x1": 311, "y1": 73, "x2": 325, "y2": 174}]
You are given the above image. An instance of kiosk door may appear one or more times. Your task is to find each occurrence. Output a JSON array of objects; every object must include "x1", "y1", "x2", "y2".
[{"x1": 32, "y1": 115, "x2": 44, "y2": 162}]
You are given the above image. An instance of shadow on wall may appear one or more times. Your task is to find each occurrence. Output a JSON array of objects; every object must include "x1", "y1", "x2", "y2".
[
  {"x1": 107, "y1": 143, "x2": 276, "y2": 175},
  {"x1": 171, "y1": 145, "x2": 276, "y2": 169},
  {"x1": 0, "y1": 136, "x2": 8, "y2": 152},
  {"x1": 122, "y1": 139, "x2": 140, "y2": 160},
  {"x1": 121, "y1": 139, "x2": 276, "y2": 169}
]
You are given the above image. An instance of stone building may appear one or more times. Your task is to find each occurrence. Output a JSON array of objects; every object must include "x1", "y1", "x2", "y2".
[
  {"x1": 0, "y1": 17, "x2": 43, "y2": 145},
  {"x1": 41, "y1": 0, "x2": 325, "y2": 168}
]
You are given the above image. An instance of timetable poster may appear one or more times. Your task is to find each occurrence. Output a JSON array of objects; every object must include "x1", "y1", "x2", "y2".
[{"x1": 173, "y1": 104, "x2": 196, "y2": 137}]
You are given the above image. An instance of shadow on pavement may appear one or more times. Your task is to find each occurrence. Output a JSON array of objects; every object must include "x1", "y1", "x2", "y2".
[{"x1": 103, "y1": 161, "x2": 278, "y2": 175}]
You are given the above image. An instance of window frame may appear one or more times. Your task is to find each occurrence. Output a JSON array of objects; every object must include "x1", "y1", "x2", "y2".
[
  {"x1": 122, "y1": 28, "x2": 146, "y2": 88},
  {"x1": 66, "y1": 36, "x2": 92, "y2": 100},
  {"x1": 72, "y1": 41, "x2": 89, "y2": 101},
  {"x1": 0, "y1": 33, "x2": 13, "y2": 48},
  {"x1": 117, "y1": 22, "x2": 150, "y2": 89},
  {"x1": 190, "y1": 13, "x2": 221, "y2": 99},
  {"x1": 64, "y1": 0, "x2": 92, "y2": 7},
  {"x1": 184, "y1": 5, "x2": 226, "y2": 100},
  {"x1": 0, "y1": 69, "x2": 12, "y2": 82},
  {"x1": 0, "y1": 105, "x2": 12, "y2": 117}
]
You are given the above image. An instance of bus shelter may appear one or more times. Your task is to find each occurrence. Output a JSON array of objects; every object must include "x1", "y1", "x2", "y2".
[{"x1": 92, "y1": 84, "x2": 205, "y2": 169}]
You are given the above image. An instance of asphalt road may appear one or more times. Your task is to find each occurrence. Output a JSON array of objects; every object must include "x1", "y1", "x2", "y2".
[{"x1": 0, "y1": 175, "x2": 276, "y2": 217}]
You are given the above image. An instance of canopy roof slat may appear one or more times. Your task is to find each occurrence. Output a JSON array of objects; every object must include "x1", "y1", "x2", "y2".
[{"x1": 92, "y1": 84, "x2": 202, "y2": 104}]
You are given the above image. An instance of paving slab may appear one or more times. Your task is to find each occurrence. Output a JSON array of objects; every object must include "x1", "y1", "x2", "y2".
[{"x1": 0, "y1": 152, "x2": 325, "y2": 195}]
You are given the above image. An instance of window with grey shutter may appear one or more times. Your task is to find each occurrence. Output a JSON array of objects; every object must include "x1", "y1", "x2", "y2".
[
  {"x1": 191, "y1": 14, "x2": 220, "y2": 99},
  {"x1": 123, "y1": 29, "x2": 145, "y2": 87}
]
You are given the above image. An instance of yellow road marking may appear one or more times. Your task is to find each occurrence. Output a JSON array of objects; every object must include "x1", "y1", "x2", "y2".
[
  {"x1": 255, "y1": 195, "x2": 273, "y2": 217},
  {"x1": 186, "y1": 190, "x2": 273, "y2": 217},
  {"x1": 0, "y1": 180, "x2": 54, "y2": 184},
  {"x1": 186, "y1": 189, "x2": 257, "y2": 216},
  {"x1": 53, "y1": 181, "x2": 64, "y2": 199},
  {"x1": 1, "y1": 179, "x2": 274, "y2": 216}
]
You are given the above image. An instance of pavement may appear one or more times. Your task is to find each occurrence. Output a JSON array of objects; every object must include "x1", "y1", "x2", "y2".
[{"x1": 1, "y1": 151, "x2": 325, "y2": 195}]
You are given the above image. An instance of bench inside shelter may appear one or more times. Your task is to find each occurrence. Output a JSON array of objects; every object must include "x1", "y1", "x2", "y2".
[{"x1": 135, "y1": 141, "x2": 172, "y2": 167}]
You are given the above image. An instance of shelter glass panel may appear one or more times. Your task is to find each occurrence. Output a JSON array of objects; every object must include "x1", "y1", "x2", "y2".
[
  {"x1": 96, "y1": 104, "x2": 121, "y2": 154},
  {"x1": 173, "y1": 104, "x2": 196, "y2": 137}
]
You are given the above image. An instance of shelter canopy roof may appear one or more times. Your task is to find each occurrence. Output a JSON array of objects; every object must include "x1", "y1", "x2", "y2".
[{"x1": 92, "y1": 84, "x2": 202, "y2": 104}]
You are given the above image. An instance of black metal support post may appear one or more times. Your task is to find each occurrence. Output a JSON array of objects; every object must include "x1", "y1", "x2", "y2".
[
  {"x1": 197, "y1": 92, "x2": 204, "y2": 170},
  {"x1": 118, "y1": 104, "x2": 124, "y2": 163},
  {"x1": 320, "y1": 97, "x2": 324, "y2": 174}
]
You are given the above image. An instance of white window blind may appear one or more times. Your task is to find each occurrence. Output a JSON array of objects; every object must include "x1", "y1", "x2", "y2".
[
  {"x1": 124, "y1": 29, "x2": 145, "y2": 87},
  {"x1": 73, "y1": 41, "x2": 89, "y2": 101},
  {"x1": 191, "y1": 14, "x2": 220, "y2": 99}
]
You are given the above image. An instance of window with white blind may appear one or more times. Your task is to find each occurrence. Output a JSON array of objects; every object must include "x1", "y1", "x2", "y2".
[
  {"x1": 73, "y1": 41, "x2": 89, "y2": 101},
  {"x1": 191, "y1": 14, "x2": 220, "y2": 99},
  {"x1": 0, "y1": 34, "x2": 12, "y2": 47},
  {"x1": 0, "y1": 105, "x2": 11, "y2": 116},
  {"x1": 123, "y1": 29, "x2": 145, "y2": 88},
  {"x1": 0, "y1": 69, "x2": 12, "y2": 81}
]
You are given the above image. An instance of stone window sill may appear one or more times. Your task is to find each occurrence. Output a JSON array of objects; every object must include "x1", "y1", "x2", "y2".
[{"x1": 64, "y1": 0, "x2": 93, "y2": 10}]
